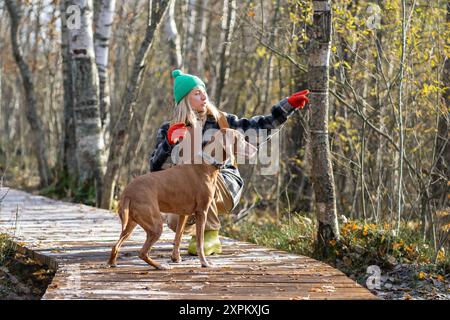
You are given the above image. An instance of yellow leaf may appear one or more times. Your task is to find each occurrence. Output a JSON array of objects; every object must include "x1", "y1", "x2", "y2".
[
  {"x1": 256, "y1": 47, "x2": 266, "y2": 58},
  {"x1": 418, "y1": 271, "x2": 426, "y2": 280}
]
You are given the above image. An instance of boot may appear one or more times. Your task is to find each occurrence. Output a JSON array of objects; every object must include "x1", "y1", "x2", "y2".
[{"x1": 188, "y1": 230, "x2": 222, "y2": 256}]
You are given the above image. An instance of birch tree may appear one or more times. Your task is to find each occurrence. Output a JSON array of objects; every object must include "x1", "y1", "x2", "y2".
[
  {"x1": 60, "y1": 0, "x2": 78, "y2": 179},
  {"x1": 68, "y1": 0, "x2": 106, "y2": 205},
  {"x1": 196, "y1": 0, "x2": 209, "y2": 75},
  {"x1": 183, "y1": 0, "x2": 197, "y2": 72},
  {"x1": 5, "y1": 0, "x2": 52, "y2": 187},
  {"x1": 101, "y1": 0, "x2": 172, "y2": 209},
  {"x1": 94, "y1": 0, "x2": 116, "y2": 141},
  {"x1": 213, "y1": 0, "x2": 236, "y2": 106},
  {"x1": 307, "y1": 0, "x2": 339, "y2": 256},
  {"x1": 164, "y1": 0, "x2": 182, "y2": 68}
]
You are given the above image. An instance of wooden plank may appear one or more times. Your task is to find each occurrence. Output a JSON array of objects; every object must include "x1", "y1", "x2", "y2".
[{"x1": 0, "y1": 188, "x2": 376, "y2": 300}]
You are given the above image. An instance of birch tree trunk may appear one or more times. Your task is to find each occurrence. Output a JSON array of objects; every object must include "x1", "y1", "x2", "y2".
[
  {"x1": 68, "y1": 0, "x2": 106, "y2": 206},
  {"x1": 183, "y1": 0, "x2": 197, "y2": 72},
  {"x1": 395, "y1": 0, "x2": 407, "y2": 234},
  {"x1": 213, "y1": 0, "x2": 236, "y2": 106},
  {"x1": 94, "y1": 0, "x2": 116, "y2": 143},
  {"x1": 101, "y1": 0, "x2": 171, "y2": 209},
  {"x1": 60, "y1": 0, "x2": 78, "y2": 179},
  {"x1": 196, "y1": 0, "x2": 209, "y2": 75},
  {"x1": 307, "y1": 0, "x2": 339, "y2": 256},
  {"x1": 164, "y1": 0, "x2": 183, "y2": 68},
  {"x1": 5, "y1": 0, "x2": 52, "y2": 187}
]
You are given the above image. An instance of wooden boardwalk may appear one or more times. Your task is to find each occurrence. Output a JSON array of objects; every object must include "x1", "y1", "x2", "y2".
[{"x1": 0, "y1": 188, "x2": 375, "y2": 300}]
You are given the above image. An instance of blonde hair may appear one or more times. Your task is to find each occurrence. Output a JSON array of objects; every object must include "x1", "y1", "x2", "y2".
[{"x1": 171, "y1": 89, "x2": 220, "y2": 127}]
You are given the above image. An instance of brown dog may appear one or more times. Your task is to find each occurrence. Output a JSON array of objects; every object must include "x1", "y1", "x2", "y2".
[{"x1": 108, "y1": 128, "x2": 257, "y2": 269}]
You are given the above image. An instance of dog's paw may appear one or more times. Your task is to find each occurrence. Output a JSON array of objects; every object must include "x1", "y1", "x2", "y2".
[
  {"x1": 155, "y1": 263, "x2": 171, "y2": 271},
  {"x1": 201, "y1": 261, "x2": 216, "y2": 268},
  {"x1": 108, "y1": 262, "x2": 117, "y2": 268}
]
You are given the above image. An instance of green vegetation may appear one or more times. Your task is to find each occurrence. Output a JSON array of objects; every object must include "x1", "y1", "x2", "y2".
[{"x1": 222, "y1": 212, "x2": 449, "y2": 285}]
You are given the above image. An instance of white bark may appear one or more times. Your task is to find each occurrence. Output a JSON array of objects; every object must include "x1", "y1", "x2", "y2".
[
  {"x1": 95, "y1": 0, "x2": 116, "y2": 142},
  {"x1": 68, "y1": 0, "x2": 106, "y2": 205},
  {"x1": 184, "y1": 0, "x2": 197, "y2": 68},
  {"x1": 164, "y1": 0, "x2": 182, "y2": 68},
  {"x1": 307, "y1": 0, "x2": 339, "y2": 256}
]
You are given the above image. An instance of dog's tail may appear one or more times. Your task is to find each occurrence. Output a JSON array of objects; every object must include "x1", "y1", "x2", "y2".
[{"x1": 118, "y1": 197, "x2": 130, "y2": 232}]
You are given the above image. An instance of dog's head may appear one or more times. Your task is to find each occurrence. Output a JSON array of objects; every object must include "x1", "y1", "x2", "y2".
[
  {"x1": 202, "y1": 128, "x2": 258, "y2": 166},
  {"x1": 172, "y1": 127, "x2": 258, "y2": 166}
]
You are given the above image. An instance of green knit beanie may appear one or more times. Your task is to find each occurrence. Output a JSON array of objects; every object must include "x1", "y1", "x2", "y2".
[{"x1": 172, "y1": 69, "x2": 206, "y2": 105}]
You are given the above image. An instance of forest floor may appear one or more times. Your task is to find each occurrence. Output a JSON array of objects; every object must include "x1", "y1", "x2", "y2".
[
  {"x1": 0, "y1": 239, "x2": 55, "y2": 300},
  {"x1": 222, "y1": 210, "x2": 450, "y2": 300}
]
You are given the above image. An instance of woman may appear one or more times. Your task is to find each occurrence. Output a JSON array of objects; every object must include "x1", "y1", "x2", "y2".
[{"x1": 149, "y1": 69, "x2": 309, "y2": 256}]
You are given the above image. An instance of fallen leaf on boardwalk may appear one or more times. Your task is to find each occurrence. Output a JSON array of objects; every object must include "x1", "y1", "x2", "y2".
[{"x1": 309, "y1": 288, "x2": 323, "y2": 293}]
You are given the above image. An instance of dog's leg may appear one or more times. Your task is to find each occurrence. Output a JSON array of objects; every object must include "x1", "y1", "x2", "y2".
[
  {"x1": 139, "y1": 230, "x2": 168, "y2": 270},
  {"x1": 108, "y1": 221, "x2": 137, "y2": 267},
  {"x1": 195, "y1": 210, "x2": 213, "y2": 268},
  {"x1": 136, "y1": 213, "x2": 169, "y2": 270},
  {"x1": 171, "y1": 215, "x2": 188, "y2": 263}
]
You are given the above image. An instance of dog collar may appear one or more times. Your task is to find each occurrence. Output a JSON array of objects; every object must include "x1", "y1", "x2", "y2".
[{"x1": 198, "y1": 152, "x2": 223, "y2": 169}]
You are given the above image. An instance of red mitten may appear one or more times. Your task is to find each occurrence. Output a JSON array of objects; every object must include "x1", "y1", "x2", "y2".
[
  {"x1": 167, "y1": 122, "x2": 188, "y2": 145},
  {"x1": 287, "y1": 89, "x2": 310, "y2": 109}
]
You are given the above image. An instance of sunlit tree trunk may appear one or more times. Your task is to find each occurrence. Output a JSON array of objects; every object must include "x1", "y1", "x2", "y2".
[
  {"x1": 183, "y1": 0, "x2": 197, "y2": 72},
  {"x1": 101, "y1": 0, "x2": 171, "y2": 209},
  {"x1": 213, "y1": 0, "x2": 236, "y2": 106},
  {"x1": 60, "y1": 0, "x2": 78, "y2": 180},
  {"x1": 5, "y1": 0, "x2": 52, "y2": 188},
  {"x1": 164, "y1": 0, "x2": 182, "y2": 69},
  {"x1": 307, "y1": 0, "x2": 339, "y2": 256},
  {"x1": 68, "y1": 0, "x2": 106, "y2": 205},
  {"x1": 94, "y1": 0, "x2": 116, "y2": 146},
  {"x1": 196, "y1": 0, "x2": 209, "y2": 75}
]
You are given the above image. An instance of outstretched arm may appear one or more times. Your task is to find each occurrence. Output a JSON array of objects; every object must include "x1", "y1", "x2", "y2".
[{"x1": 225, "y1": 90, "x2": 309, "y2": 131}]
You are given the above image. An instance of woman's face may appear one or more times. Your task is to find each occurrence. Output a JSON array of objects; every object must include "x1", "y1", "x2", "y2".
[{"x1": 187, "y1": 87, "x2": 208, "y2": 114}]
